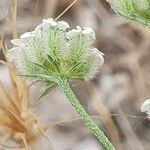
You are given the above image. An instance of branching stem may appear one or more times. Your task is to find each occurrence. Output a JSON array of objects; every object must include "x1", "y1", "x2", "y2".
[{"x1": 57, "y1": 79, "x2": 115, "y2": 150}]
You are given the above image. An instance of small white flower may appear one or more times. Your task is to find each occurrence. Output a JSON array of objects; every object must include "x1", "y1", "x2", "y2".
[
  {"x1": 42, "y1": 18, "x2": 57, "y2": 26},
  {"x1": 66, "y1": 26, "x2": 82, "y2": 39},
  {"x1": 99, "y1": 51, "x2": 105, "y2": 56},
  {"x1": 141, "y1": 99, "x2": 150, "y2": 118},
  {"x1": 66, "y1": 29, "x2": 78, "y2": 39},
  {"x1": 92, "y1": 48, "x2": 104, "y2": 66},
  {"x1": 76, "y1": 26, "x2": 82, "y2": 31},
  {"x1": 57, "y1": 21, "x2": 70, "y2": 30},
  {"x1": 66, "y1": 26, "x2": 96, "y2": 40},
  {"x1": 82, "y1": 27, "x2": 95, "y2": 39},
  {"x1": 20, "y1": 32, "x2": 34, "y2": 38},
  {"x1": 34, "y1": 24, "x2": 43, "y2": 37},
  {"x1": 36, "y1": 19, "x2": 70, "y2": 33},
  {"x1": 7, "y1": 47, "x2": 20, "y2": 61},
  {"x1": 11, "y1": 39, "x2": 25, "y2": 47}
]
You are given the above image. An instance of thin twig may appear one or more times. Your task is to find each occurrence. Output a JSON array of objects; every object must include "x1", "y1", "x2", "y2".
[
  {"x1": 31, "y1": 0, "x2": 40, "y2": 30},
  {"x1": 0, "y1": 4, "x2": 10, "y2": 51},
  {"x1": 44, "y1": 113, "x2": 143, "y2": 130},
  {"x1": 11, "y1": 0, "x2": 18, "y2": 38},
  {"x1": 54, "y1": 0, "x2": 79, "y2": 21}
]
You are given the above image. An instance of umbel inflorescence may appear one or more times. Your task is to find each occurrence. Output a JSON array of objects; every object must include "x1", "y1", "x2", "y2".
[
  {"x1": 8, "y1": 18, "x2": 104, "y2": 98},
  {"x1": 107, "y1": 0, "x2": 150, "y2": 26},
  {"x1": 8, "y1": 18, "x2": 115, "y2": 150}
]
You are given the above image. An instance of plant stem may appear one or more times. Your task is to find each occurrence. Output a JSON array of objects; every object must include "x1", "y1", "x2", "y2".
[{"x1": 58, "y1": 79, "x2": 115, "y2": 150}]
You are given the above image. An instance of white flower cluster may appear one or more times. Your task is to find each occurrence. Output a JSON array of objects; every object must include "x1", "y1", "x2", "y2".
[
  {"x1": 8, "y1": 18, "x2": 104, "y2": 81},
  {"x1": 66, "y1": 26, "x2": 95, "y2": 39},
  {"x1": 11, "y1": 18, "x2": 96, "y2": 45},
  {"x1": 141, "y1": 99, "x2": 150, "y2": 119}
]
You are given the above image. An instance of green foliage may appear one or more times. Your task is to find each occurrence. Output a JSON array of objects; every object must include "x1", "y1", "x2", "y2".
[{"x1": 107, "y1": 0, "x2": 150, "y2": 26}]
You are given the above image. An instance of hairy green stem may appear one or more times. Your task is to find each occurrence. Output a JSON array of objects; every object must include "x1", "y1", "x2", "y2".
[{"x1": 58, "y1": 79, "x2": 115, "y2": 150}]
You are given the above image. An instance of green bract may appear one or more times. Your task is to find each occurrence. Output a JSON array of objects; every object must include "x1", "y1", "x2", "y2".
[
  {"x1": 8, "y1": 18, "x2": 104, "y2": 98},
  {"x1": 107, "y1": 0, "x2": 150, "y2": 26}
]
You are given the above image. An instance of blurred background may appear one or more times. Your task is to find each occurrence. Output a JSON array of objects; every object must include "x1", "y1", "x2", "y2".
[{"x1": 0, "y1": 0, "x2": 150, "y2": 149}]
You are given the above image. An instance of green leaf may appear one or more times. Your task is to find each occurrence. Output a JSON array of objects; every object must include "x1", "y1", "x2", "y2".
[
  {"x1": 37, "y1": 83, "x2": 56, "y2": 100},
  {"x1": 19, "y1": 74, "x2": 56, "y2": 82}
]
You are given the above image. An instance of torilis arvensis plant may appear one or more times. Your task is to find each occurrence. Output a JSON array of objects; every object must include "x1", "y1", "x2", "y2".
[{"x1": 8, "y1": 18, "x2": 115, "y2": 150}]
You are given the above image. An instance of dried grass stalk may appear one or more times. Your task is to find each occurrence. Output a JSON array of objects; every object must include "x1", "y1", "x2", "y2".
[{"x1": 0, "y1": 61, "x2": 47, "y2": 149}]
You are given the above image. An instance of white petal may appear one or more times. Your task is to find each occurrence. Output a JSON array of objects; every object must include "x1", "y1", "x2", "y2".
[
  {"x1": 20, "y1": 32, "x2": 34, "y2": 38},
  {"x1": 99, "y1": 51, "x2": 105, "y2": 56},
  {"x1": 93, "y1": 48, "x2": 104, "y2": 66},
  {"x1": 82, "y1": 27, "x2": 95, "y2": 39},
  {"x1": 141, "y1": 99, "x2": 150, "y2": 114},
  {"x1": 34, "y1": 24, "x2": 43, "y2": 37},
  {"x1": 66, "y1": 30, "x2": 75, "y2": 39},
  {"x1": 7, "y1": 47, "x2": 21, "y2": 61},
  {"x1": 66, "y1": 28, "x2": 81, "y2": 39},
  {"x1": 57, "y1": 21, "x2": 70, "y2": 30},
  {"x1": 11, "y1": 39, "x2": 25, "y2": 46},
  {"x1": 76, "y1": 26, "x2": 81, "y2": 31},
  {"x1": 42, "y1": 18, "x2": 57, "y2": 26}
]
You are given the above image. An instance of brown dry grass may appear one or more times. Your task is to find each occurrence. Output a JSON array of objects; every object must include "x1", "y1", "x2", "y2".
[{"x1": 0, "y1": 60, "x2": 46, "y2": 149}]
